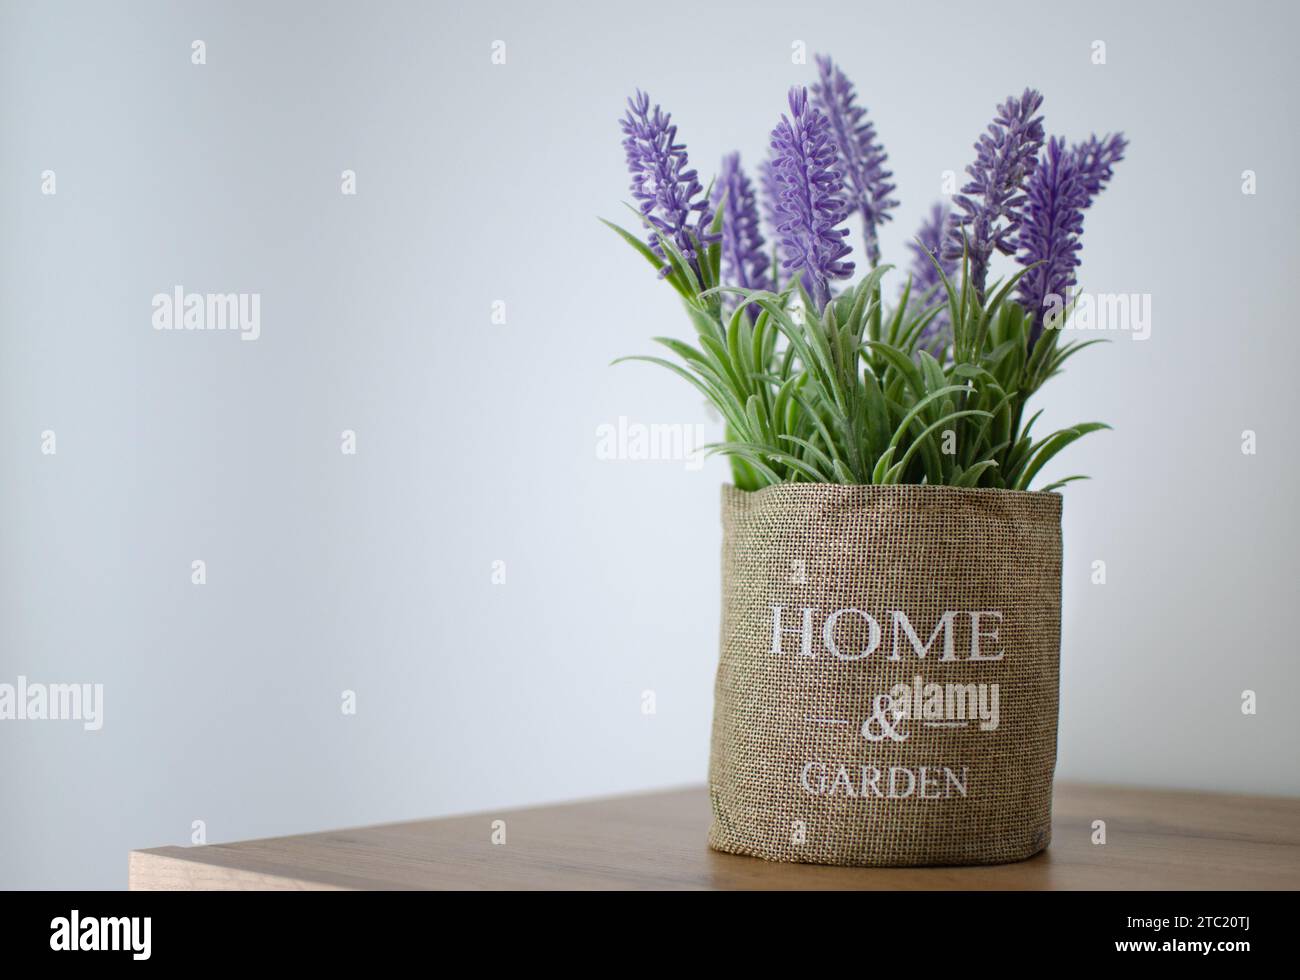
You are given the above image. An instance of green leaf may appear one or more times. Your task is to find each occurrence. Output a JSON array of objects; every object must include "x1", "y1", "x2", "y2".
[
  {"x1": 953, "y1": 459, "x2": 999, "y2": 487},
  {"x1": 885, "y1": 410, "x2": 992, "y2": 483},
  {"x1": 1039, "y1": 475, "x2": 1089, "y2": 493},
  {"x1": 1012, "y1": 423, "x2": 1111, "y2": 491}
]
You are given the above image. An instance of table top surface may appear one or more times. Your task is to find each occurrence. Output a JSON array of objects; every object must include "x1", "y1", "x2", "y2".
[{"x1": 128, "y1": 782, "x2": 1300, "y2": 890}]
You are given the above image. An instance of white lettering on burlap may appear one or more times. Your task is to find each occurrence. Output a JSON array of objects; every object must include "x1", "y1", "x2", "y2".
[
  {"x1": 889, "y1": 610, "x2": 956, "y2": 661},
  {"x1": 770, "y1": 605, "x2": 815, "y2": 657},
  {"x1": 769, "y1": 607, "x2": 1006, "y2": 662},
  {"x1": 822, "y1": 608, "x2": 881, "y2": 661},
  {"x1": 800, "y1": 762, "x2": 827, "y2": 794},
  {"x1": 969, "y1": 610, "x2": 1004, "y2": 661},
  {"x1": 798, "y1": 764, "x2": 970, "y2": 799}
]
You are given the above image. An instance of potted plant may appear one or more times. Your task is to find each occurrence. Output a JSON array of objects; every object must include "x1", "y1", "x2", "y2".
[{"x1": 606, "y1": 56, "x2": 1125, "y2": 866}]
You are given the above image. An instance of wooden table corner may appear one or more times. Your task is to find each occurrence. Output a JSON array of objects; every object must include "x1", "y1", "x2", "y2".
[{"x1": 128, "y1": 781, "x2": 1300, "y2": 891}]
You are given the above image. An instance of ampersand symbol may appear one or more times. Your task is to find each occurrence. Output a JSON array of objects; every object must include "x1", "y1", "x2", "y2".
[{"x1": 861, "y1": 693, "x2": 909, "y2": 743}]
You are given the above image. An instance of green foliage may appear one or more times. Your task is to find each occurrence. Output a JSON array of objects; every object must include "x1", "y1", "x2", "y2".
[{"x1": 608, "y1": 222, "x2": 1108, "y2": 492}]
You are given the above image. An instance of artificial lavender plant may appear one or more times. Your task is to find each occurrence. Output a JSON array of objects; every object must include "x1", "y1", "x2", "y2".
[
  {"x1": 1016, "y1": 133, "x2": 1128, "y2": 346},
  {"x1": 619, "y1": 90, "x2": 718, "y2": 282},
  {"x1": 907, "y1": 202, "x2": 957, "y2": 350},
  {"x1": 944, "y1": 89, "x2": 1046, "y2": 302},
  {"x1": 711, "y1": 153, "x2": 771, "y2": 306},
  {"x1": 1073, "y1": 133, "x2": 1128, "y2": 205},
  {"x1": 812, "y1": 55, "x2": 898, "y2": 268},
  {"x1": 607, "y1": 62, "x2": 1125, "y2": 492},
  {"x1": 757, "y1": 159, "x2": 783, "y2": 246},
  {"x1": 767, "y1": 86, "x2": 854, "y2": 312},
  {"x1": 1014, "y1": 136, "x2": 1088, "y2": 346}
]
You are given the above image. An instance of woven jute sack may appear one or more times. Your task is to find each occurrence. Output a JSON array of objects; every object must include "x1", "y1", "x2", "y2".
[{"x1": 708, "y1": 483, "x2": 1063, "y2": 866}]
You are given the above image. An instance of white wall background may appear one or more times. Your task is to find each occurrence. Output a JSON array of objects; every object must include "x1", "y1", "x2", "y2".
[{"x1": 2, "y1": 0, "x2": 1297, "y2": 889}]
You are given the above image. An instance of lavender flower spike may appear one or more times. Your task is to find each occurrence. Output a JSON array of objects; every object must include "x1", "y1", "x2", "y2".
[
  {"x1": 711, "y1": 153, "x2": 772, "y2": 307},
  {"x1": 1072, "y1": 132, "x2": 1128, "y2": 206},
  {"x1": 620, "y1": 90, "x2": 717, "y2": 279},
  {"x1": 769, "y1": 86, "x2": 854, "y2": 312},
  {"x1": 756, "y1": 158, "x2": 787, "y2": 290},
  {"x1": 908, "y1": 202, "x2": 957, "y2": 297},
  {"x1": 812, "y1": 55, "x2": 898, "y2": 267},
  {"x1": 757, "y1": 159, "x2": 782, "y2": 247},
  {"x1": 908, "y1": 202, "x2": 958, "y2": 352},
  {"x1": 945, "y1": 88, "x2": 1046, "y2": 302},
  {"x1": 1015, "y1": 136, "x2": 1088, "y2": 347}
]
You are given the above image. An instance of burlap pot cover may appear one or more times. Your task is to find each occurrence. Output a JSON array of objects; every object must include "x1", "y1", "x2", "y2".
[{"x1": 708, "y1": 483, "x2": 1063, "y2": 866}]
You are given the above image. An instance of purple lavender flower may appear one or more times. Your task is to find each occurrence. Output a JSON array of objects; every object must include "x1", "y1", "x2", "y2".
[
  {"x1": 756, "y1": 158, "x2": 785, "y2": 288},
  {"x1": 908, "y1": 203, "x2": 956, "y2": 298},
  {"x1": 620, "y1": 90, "x2": 717, "y2": 279},
  {"x1": 1072, "y1": 132, "x2": 1127, "y2": 205},
  {"x1": 908, "y1": 202, "x2": 958, "y2": 352},
  {"x1": 757, "y1": 159, "x2": 782, "y2": 243},
  {"x1": 711, "y1": 153, "x2": 772, "y2": 306},
  {"x1": 812, "y1": 55, "x2": 897, "y2": 267},
  {"x1": 768, "y1": 86, "x2": 854, "y2": 312},
  {"x1": 944, "y1": 89, "x2": 1046, "y2": 302},
  {"x1": 1015, "y1": 136, "x2": 1088, "y2": 347}
]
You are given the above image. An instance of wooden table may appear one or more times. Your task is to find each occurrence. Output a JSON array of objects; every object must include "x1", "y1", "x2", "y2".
[{"x1": 128, "y1": 782, "x2": 1300, "y2": 890}]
